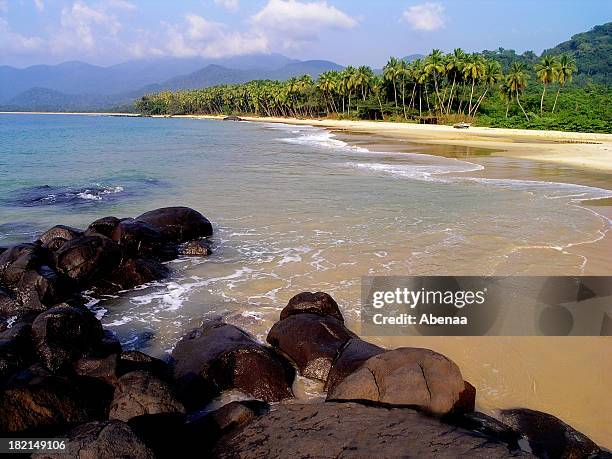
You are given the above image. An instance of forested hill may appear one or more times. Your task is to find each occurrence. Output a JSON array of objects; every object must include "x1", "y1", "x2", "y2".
[{"x1": 543, "y1": 22, "x2": 611, "y2": 83}]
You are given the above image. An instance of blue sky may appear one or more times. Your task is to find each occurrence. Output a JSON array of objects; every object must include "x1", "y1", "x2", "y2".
[{"x1": 1, "y1": 0, "x2": 610, "y2": 68}]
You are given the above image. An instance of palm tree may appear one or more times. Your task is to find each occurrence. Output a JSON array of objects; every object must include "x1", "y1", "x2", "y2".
[
  {"x1": 535, "y1": 55, "x2": 558, "y2": 114},
  {"x1": 444, "y1": 48, "x2": 466, "y2": 114},
  {"x1": 499, "y1": 80, "x2": 513, "y2": 117},
  {"x1": 354, "y1": 66, "x2": 374, "y2": 101},
  {"x1": 370, "y1": 75, "x2": 386, "y2": 120},
  {"x1": 470, "y1": 60, "x2": 502, "y2": 116},
  {"x1": 506, "y1": 61, "x2": 529, "y2": 120},
  {"x1": 342, "y1": 66, "x2": 358, "y2": 116},
  {"x1": 462, "y1": 54, "x2": 485, "y2": 116},
  {"x1": 383, "y1": 57, "x2": 401, "y2": 108},
  {"x1": 424, "y1": 49, "x2": 446, "y2": 113},
  {"x1": 552, "y1": 54, "x2": 576, "y2": 113}
]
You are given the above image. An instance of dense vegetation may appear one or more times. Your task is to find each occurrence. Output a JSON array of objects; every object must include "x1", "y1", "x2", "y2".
[{"x1": 136, "y1": 48, "x2": 611, "y2": 133}]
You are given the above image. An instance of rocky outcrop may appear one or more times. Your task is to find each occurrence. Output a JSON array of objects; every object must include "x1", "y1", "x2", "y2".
[
  {"x1": 500, "y1": 408, "x2": 602, "y2": 459},
  {"x1": 213, "y1": 402, "x2": 535, "y2": 458},
  {"x1": 327, "y1": 347, "x2": 471, "y2": 416},
  {"x1": 109, "y1": 371, "x2": 185, "y2": 422},
  {"x1": 32, "y1": 420, "x2": 155, "y2": 459},
  {"x1": 267, "y1": 313, "x2": 355, "y2": 381},
  {"x1": 54, "y1": 235, "x2": 122, "y2": 285},
  {"x1": 280, "y1": 291, "x2": 344, "y2": 322},
  {"x1": 325, "y1": 337, "x2": 384, "y2": 393},
  {"x1": 136, "y1": 206, "x2": 213, "y2": 243},
  {"x1": 171, "y1": 320, "x2": 294, "y2": 410}
]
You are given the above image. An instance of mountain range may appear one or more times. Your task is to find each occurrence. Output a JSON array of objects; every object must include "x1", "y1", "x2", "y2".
[{"x1": 0, "y1": 55, "x2": 343, "y2": 112}]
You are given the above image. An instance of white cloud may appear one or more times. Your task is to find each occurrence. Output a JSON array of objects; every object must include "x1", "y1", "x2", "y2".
[
  {"x1": 214, "y1": 0, "x2": 239, "y2": 12},
  {"x1": 251, "y1": 0, "x2": 357, "y2": 48},
  {"x1": 0, "y1": 18, "x2": 44, "y2": 54},
  {"x1": 0, "y1": 0, "x2": 8, "y2": 13},
  {"x1": 33, "y1": 0, "x2": 44, "y2": 12},
  {"x1": 402, "y1": 2, "x2": 446, "y2": 31},
  {"x1": 105, "y1": 0, "x2": 137, "y2": 11},
  {"x1": 163, "y1": 14, "x2": 269, "y2": 58}
]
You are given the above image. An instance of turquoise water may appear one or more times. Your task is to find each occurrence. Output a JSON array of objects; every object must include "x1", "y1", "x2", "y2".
[{"x1": 1, "y1": 114, "x2": 611, "y2": 353}]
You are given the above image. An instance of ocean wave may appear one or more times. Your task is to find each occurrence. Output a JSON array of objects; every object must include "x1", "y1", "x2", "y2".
[
  {"x1": 275, "y1": 125, "x2": 370, "y2": 153},
  {"x1": 353, "y1": 158, "x2": 484, "y2": 182}
]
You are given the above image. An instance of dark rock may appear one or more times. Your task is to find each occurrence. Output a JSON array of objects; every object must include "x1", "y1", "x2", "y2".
[
  {"x1": 91, "y1": 329, "x2": 123, "y2": 358},
  {"x1": 454, "y1": 411, "x2": 521, "y2": 447},
  {"x1": 31, "y1": 304, "x2": 104, "y2": 372},
  {"x1": 38, "y1": 225, "x2": 83, "y2": 246},
  {"x1": 281, "y1": 291, "x2": 344, "y2": 322},
  {"x1": 0, "y1": 321, "x2": 33, "y2": 382},
  {"x1": 0, "y1": 246, "x2": 6, "y2": 255},
  {"x1": 325, "y1": 337, "x2": 384, "y2": 393},
  {"x1": 0, "y1": 364, "x2": 90, "y2": 434},
  {"x1": 223, "y1": 115, "x2": 243, "y2": 121},
  {"x1": 86, "y1": 216, "x2": 122, "y2": 238},
  {"x1": 328, "y1": 347, "x2": 471, "y2": 416},
  {"x1": 452, "y1": 380, "x2": 477, "y2": 416},
  {"x1": 267, "y1": 313, "x2": 355, "y2": 381},
  {"x1": 0, "y1": 287, "x2": 19, "y2": 316},
  {"x1": 0, "y1": 243, "x2": 47, "y2": 287},
  {"x1": 118, "y1": 350, "x2": 170, "y2": 380},
  {"x1": 213, "y1": 402, "x2": 534, "y2": 458},
  {"x1": 178, "y1": 239, "x2": 212, "y2": 256},
  {"x1": 54, "y1": 235, "x2": 122, "y2": 285},
  {"x1": 15, "y1": 265, "x2": 66, "y2": 312},
  {"x1": 32, "y1": 420, "x2": 155, "y2": 459},
  {"x1": 109, "y1": 371, "x2": 185, "y2": 422},
  {"x1": 74, "y1": 354, "x2": 119, "y2": 386},
  {"x1": 172, "y1": 321, "x2": 294, "y2": 410},
  {"x1": 500, "y1": 408, "x2": 601, "y2": 459},
  {"x1": 41, "y1": 238, "x2": 68, "y2": 252},
  {"x1": 136, "y1": 206, "x2": 213, "y2": 243},
  {"x1": 95, "y1": 257, "x2": 169, "y2": 294},
  {"x1": 110, "y1": 218, "x2": 165, "y2": 257}
]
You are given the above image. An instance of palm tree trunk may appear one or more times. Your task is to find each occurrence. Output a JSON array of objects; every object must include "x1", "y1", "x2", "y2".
[
  {"x1": 468, "y1": 79, "x2": 475, "y2": 114},
  {"x1": 401, "y1": 81, "x2": 407, "y2": 119},
  {"x1": 552, "y1": 85, "x2": 561, "y2": 113},
  {"x1": 377, "y1": 95, "x2": 385, "y2": 121},
  {"x1": 540, "y1": 84, "x2": 547, "y2": 115},
  {"x1": 516, "y1": 91, "x2": 529, "y2": 120},
  {"x1": 409, "y1": 84, "x2": 417, "y2": 109},
  {"x1": 393, "y1": 80, "x2": 398, "y2": 108},
  {"x1": 471, "y1": 88, "x2": 488, "y2": 116},
  {"x1": 446, "y1": 76, "x2": 456, "y2": 114},
  {"x1": 419, "y1": 88, "x2": 422, "y2": 117},
  {"x1": 505, "y1": 100, "x2": 509, "y2": 117}
]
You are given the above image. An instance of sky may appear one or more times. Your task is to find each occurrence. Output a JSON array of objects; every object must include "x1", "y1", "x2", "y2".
[{"x1": 1, "y1": 0, "x2": 610, "y2": 68}]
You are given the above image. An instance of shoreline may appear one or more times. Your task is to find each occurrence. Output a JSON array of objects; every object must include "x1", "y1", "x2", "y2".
[{"x1": 173, "y1": 114, "x2": 612, "y2": 173}]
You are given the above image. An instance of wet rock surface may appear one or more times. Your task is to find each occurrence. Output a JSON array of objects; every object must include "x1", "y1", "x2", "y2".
[{"x1": 213, "y1": 402, "x2": 535, "y2": 459}]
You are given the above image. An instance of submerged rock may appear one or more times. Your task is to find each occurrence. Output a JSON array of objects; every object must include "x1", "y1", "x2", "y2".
[
  {"x1": 94, "y1": 257, "x2": 169, "y2": 294},
  {"x1": 267, "y1": 313, "x2": 355, "y2": 381},
  {"x1": 172, "y1": 320, "x2": 294, "y2": 410},
  {"x1": 500, "y1": 408, "x2": 602, "y2": 459},
  {"x1": 136, "y1": 206, "x2": 213, "y2": 243},
  {"x1": 328, "y1": 347, "x2": 471, "y2": 416},
  {"x1": 213, "y1": 402, "x2": 534, "y2": 458},
  {"x1": 178, "y1": 239, "x2": 212, "y2": 256}
]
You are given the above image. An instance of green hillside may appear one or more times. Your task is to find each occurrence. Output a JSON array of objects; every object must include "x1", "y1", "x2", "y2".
[{"x1": 543, "y1": 22, "x2": 611, "y2": 84}]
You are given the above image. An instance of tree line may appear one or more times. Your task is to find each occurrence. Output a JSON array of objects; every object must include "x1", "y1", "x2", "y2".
[{"x1": 136, "y1": 49, "x2": 577, "y2": 124}]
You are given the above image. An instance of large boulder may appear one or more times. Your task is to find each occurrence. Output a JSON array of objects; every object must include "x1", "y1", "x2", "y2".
[
  {"x1": 54, "y1": 235, "x2": 122, "y2": 285},
  {"x1": 109, "y1": 371, "x2": 185, "y2": 422},
  {"x1": 14, "y1": 265, "x2": 65, "y2": 312},
  {"x1": 0, "y1": 243, "x2": 48, "y2": 287},
  {"x1": 0, "y1": 364, "x2": 90, "y2": 434},
  {"x1": 213, "y1": 402, "x2": 534, "y2": 458},
  {"x1": 74, "y1": 354, "x2": 119, "y2": 386},
  {"x1": 110, "y1": 218, "x2": 165, "y2": 257},
  {"x1": 500, "y1": 408, "x2": 602, "y2": 459},
  {"x1": 325, "y1": 337, "x2": 384, "y2": 393},
  {"x1": 172, "y1": 321, "x2": 294, "y2": 410},
  {"x1": 136, "y1": 207, "x2": 213, "y2": 243},
  {"x1": 31, "y1": 305, "x2": 104, "y2": 372},
  {"x1": 328, "y1": 347, "x2": 471, "y2": 416},
  {"x1": 267, "y1": 313, "x2": 355, "y2": 381},
  {"x1": 86, "y1": 216, "x2": 121, "y2": 238},
  {"x1": 32, "y1": 420, "x2": 155, "y2": 459},
  {"x1": 94, "y1": 258, "x2": 169, "y2": 294},
  {"x1": 281, "y1": 291, "x2": 344, "y2": 322},
  {"x1": 38, "y1": 225, "x2": 83, "y2": 246}
]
